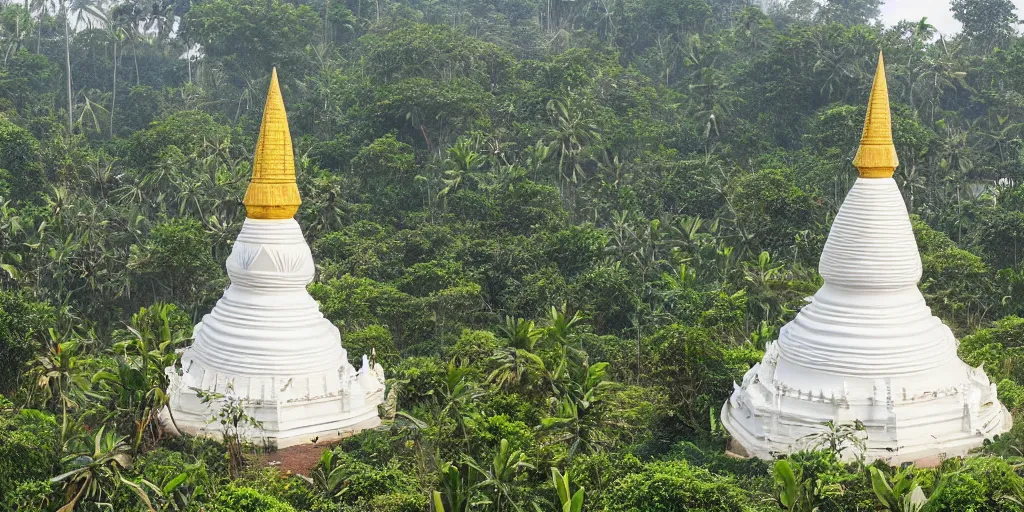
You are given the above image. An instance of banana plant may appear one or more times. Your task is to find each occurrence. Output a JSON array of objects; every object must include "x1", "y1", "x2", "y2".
[
  {"x1": 489, "y1": 317, "x2": 546, "y2": 392},
  {"x1": 432, "y1": 460, "x2": 489, "y2": 512},
  {"x1": 774, "y1": 459, "x2": 840, "y2": 512},
  {"x1": 869, "y1": 465, "x2": 946, "y2": 512},
  {"x1": 550, "y1": 468, "x2": 583, "y2": 512},
  {"x1": 310, "y1": 448, "x2": 347, "y2": 499},
  {"x1": 93, "y1": 304, "x2": 188, "y2": 452},
  {"x1": 465, "y1": 438, "x2": 535, "y2": 511},
  {"x1": 51, "y1": 426, "x2": 156, "y2": 512}
]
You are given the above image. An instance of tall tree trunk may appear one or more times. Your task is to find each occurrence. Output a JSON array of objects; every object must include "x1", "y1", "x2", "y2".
[
  {"x1": 187, "y1": 38, "x2": 192, "y2": 84},
  {"x1": 63, "y1": 0, "x2": 73, "y2": 132},
  {"x1": 132, "y1": 39, "x2": 139, "y2": 85},
  {"x1": 324, "y1": 0, "x2": 329, "y2": 44},
  {"x1": 110, "y1": 38, "x2": 117, "y2": 137}
]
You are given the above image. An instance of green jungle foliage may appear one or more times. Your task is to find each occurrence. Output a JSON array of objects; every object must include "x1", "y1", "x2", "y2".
[{"x1": 3, "y1": 0, "x2": 1024, "y2": 510}]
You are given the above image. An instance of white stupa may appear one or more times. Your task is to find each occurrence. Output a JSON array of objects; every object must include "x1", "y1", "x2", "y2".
[
  {"x1": 165, "y1": 69, "x2": 385, "y2": 448},
  {"x1": 722, "y1": 55, "x2": 1011, "y2": 464}
]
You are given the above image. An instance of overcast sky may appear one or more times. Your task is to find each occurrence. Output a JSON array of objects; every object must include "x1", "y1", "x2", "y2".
[{"x1": 880, "y1": 0, "x2": 1024, "y2": 36}]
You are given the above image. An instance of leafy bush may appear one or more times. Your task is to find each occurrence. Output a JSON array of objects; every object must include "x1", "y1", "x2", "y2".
[
  {"x1": 336, "y1": 429, "x2": 405, "y2": 467},
  {"x1": 0, "y1": 115, "x2": 44, "y2": 197},
  {"x1": 930, "y1": 457, "x2": 1017, "y2": 512},
  {"x1": 363, "y1": 492, "x2": 427, "y2": 512},
  {"x1": 343, "y1": 324, "x2": 399, "y2": 367},
  {"x1": 393, "y1": 356, "x2": 446, "y2": 407},
  {"x1": 782, "y1": 451, "x2": 875, "y2": 512},
  {"x1": 1, "y1": 479, "x2": 55, "y2": 511},
  {"x1": 212, "y1": 484, "x2": 298, "y2": 512},
  {"x1": 0, "y1": 409, "x2": 59, "y2": 495},
  {"x1": 133, "y1": 448, "x2": 214, "y2": 509},
  {"x1": 159, "y1": 434, "x2": 230, "y2": 478},
  {"x1": 648, "y1": 325, "x2": 752, "y2": 434},
  {"x1": 568, "y1": 452, "x2": 645, "y2": 505},
  {"x1": 0, "y1": 290, "x2": 54, "y2": 393},
  {"x1": 600, "y1": 459, "x2": 758, "y2": 512},
  {"x1": 470, "y1": 414, "x2": 535, "y2": 454},
  {"x1": 960, "y1": 316, "x2": 1024, "y2": 382},
  {"x1": 241, "y1": 467, "x2": 334, "y2": 512},
  {"x1": 446, "y1": 328, "x2": 502, "y2": 369},
  {"x1": 313, "y1": 450, "x2": 420, "y2": 506}
]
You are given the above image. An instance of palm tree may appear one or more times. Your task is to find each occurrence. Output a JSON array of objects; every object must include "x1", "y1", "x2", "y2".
[
  {"x1": 0, "y1": 5, "x2": 32, "y2": 62},
  {"x1": 60, "y1": 0, "x2": 73, "y2": 131},
  {"x1": 73, "y1": 89, "x2": 109, "y2": 134},
  {"x1": 906, "y1": 18, "x2": 936, "y2": 70},
  {"x1": 546, "y1": 98, "x2": 600, "y2": 209},
  {"x1": 110, "y1": 0, "x2": 147, "y2": 85},
  {"x1": 488, "y1": 317, "x2": 545, "y2": 391},
  {"x1": 811, "y1": 29, "x2": 871, "y2": 104},
  {"x1": 29, "y1": 0, "x2": 55, "y2": 54},
  {"x1": 438, "y1": 136, "x2": 485, "y2": 202},
  {"x1": 895, "y1": 163, "x2": 925, "y2": 212},
  {"x1": 911, "y1": 38, "x2": 967, "y2": 123},
  {"x1": 108, "y1": 22, "x2": 127, "y2": 137}
]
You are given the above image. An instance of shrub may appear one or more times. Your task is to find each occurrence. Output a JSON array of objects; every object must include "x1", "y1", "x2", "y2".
[
  {"x1": 929, "y1": 457, "x2": 1017, "y2": 512},
  {"x1": 393, "y1": 356, "x2": 446, "y2": 407},
  {"x1": 365, "y1": 492, "x2": 427, "y2": 512},
  {"x1": 0, "y1": 409, "x2": 59, "y2": 495},
  {"x1": 160, "y1": 434, "x2": 230, "y2": 478},
  {"x1": 337, "y1": 429, "x2": 405, "y2": 467},
  {"x1": 960, "y1": 316, "x2": 1024, "y2": 383},
  {"x1": 331, "y1": 458, "x2": 419, "y2": 505},
  {"x1": 568, "y1": 452, "x2": 644, "y2": 505},
  {"x1": 647, "y1": 325, "x2": 749, "y2": 434},
  {"x1": 0, "y1": 115, "x2": 45, "y2": 198},
  {"x1": 600, "y1": 459, "x2": 758, "y2": 512},
  {"x1": 343, "y1": 324, "x2": 400, "y2": 368},
  {"x1": 445, "y1": 329, "x2": 502, "y2": 369},
  {"x1": 241, "y1": 467, "x2": 334, "y2": 512},
  {"x1": 1, "y1": 479, "x2": 55, "y2": 511},
  {"x1": 666, "y1": 441, "x2": 771, "y2": 483},
  {"x1": 782, "y1": 451, "x2": 875, "y2": 512},
  {"x1": 133, "y1": 448, "x2": 214, "y2": 508},
  {"x1": 470, "y1": 414, "x2": 535, "y2": 454},
  {"x1": 0, "y1": 290, "x2": 54, "y2": 394},
  {"x1": 481, "y1": 392, "x2": 541, "y2": 425},
  {"x1": 213, "y1": 485, "x2": 297, "y2": 512}
]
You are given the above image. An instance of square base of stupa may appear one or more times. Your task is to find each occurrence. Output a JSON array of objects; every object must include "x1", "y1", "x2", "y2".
[
  {"x1": 167, "y1": 391, "x2": 383, "y2": 449},
  {"x1": 722, "y1": 395, "x2": 1013, "y2": 467}
]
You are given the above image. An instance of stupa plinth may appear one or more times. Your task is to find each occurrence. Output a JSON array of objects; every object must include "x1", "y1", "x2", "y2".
[
  {"x1": 165, "y1": 69, "x2": 385, "y2": 448},
  {"x1": 722, "y1": 54, "x2": 1011, "y2": 464}
]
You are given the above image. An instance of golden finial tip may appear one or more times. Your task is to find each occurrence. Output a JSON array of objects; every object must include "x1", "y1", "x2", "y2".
[
  {"x1": 243, "y1": 68, "x2": 301, "y2": 219},
  {"x1": 852, "y1": 52, "x2": 899, "y2": 179}
]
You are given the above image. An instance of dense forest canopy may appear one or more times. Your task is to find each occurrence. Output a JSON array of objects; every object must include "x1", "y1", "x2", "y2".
[{"x1": 6, "y1": 0, "x2": 1024, "y2": 510}]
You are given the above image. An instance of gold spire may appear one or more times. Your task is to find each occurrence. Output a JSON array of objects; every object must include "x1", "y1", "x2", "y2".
[
  {"x1": 852, "y1": 52, "x2": 899, "y2": 179},
  {"x1": 243, "y1": 68, "x2": 301, "y2": 219}
]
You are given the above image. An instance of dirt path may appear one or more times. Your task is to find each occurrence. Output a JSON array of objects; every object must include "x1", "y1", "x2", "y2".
[{"x1": 261, "y1": 442, "x2": 329, "y2": 476}]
